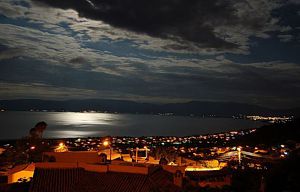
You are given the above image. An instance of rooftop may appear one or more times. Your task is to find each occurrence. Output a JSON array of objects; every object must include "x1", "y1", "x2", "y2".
[{"x1": 29, "y1": 167, "x2": 181, "y2": 192}]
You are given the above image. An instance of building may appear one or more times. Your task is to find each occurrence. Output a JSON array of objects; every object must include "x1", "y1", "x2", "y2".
[
  {"x1": 43, "y1": 151, "x2": 102, "y2": 164},
  {"x1": 6, "y1": 163, "x2": 35, "y2": 184}
]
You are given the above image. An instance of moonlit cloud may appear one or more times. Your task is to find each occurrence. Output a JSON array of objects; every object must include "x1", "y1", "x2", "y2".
[
  {"x1": 0, "y1": 0, "x2": 300, "y2": 108},
  {"x1": 278, "y1": 34, "x2": 293, "y2": 42}
]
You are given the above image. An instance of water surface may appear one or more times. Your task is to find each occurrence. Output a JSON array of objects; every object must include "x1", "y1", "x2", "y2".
[{"x1": 0, "y1": 111, "x2": 265, "y2": 139}]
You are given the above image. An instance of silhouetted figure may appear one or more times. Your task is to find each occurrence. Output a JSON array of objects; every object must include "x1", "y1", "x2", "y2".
[{"x1": 29, "y1": 121, "x2": 47, "y2": 139}]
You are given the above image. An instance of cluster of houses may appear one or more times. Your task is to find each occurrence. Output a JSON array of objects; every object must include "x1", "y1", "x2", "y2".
[{"x1": 1, "y1": 149, "x2": 233, "y2": 191}]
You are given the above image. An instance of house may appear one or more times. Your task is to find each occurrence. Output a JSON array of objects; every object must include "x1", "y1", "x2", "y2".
[
  {"x1": 7, "y1": 163, "x2": 35, "y2": 183},
  {"x1": 43, "y1": 151, "x2": 102, "y2": 164}
]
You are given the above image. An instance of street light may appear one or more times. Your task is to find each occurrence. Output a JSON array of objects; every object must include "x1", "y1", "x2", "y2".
[
  {"x1": 237, "y1": 147, "x2": 242, "y2": 165},
  {"x1": 144, "y1": 146, "x2": 149, "y2": 160},
  {"x1": 103, "y1": 140, "x2": 112, "y2": 161}
]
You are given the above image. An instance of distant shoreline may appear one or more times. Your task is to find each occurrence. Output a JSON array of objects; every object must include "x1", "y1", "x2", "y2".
[
  {"x1": 0, "y1": 125, "x2": 262, "y2": 143},
  {"x1": 1, "y1": 99, "x2": 298, "y2": 117}
]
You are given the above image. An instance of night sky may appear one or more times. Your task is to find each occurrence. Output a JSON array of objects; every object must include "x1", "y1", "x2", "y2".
[{"x1": 0, "y1": 0, "x2": 300, "y2": 108}]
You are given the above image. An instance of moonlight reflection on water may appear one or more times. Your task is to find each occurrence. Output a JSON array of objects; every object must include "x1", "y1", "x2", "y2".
[
  {"x1": 47, "y1": 130, "x2": 107, "y2": 138},
  {"x1": 54, "y1": 112, "x2": 117, "y2": 126}
]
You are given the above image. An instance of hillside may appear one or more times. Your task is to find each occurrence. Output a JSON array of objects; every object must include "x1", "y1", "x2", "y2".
[{"x1": 0, "y1": 99, "x2": 299, "y2": 116}]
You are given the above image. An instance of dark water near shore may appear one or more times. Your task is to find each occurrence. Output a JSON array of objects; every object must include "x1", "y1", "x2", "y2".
[{"x1": 0, "y1": 111, "x2": 265, "y2": 139}]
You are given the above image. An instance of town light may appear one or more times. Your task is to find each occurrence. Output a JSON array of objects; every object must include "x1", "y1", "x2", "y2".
[
  {"x1": 54, "y1": 142, "x2": 68, "y2": 152},
  {"x1": 30, "y1": 146, "x2": 35, "y2": 150},
  {"x1": 103, "y1": 140, "x2": 109, "y2": 147}
]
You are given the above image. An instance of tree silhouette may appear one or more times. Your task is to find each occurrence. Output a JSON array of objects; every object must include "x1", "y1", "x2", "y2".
[{"x1": 0, "y1": 122, "x2": 50, "y2": 168}]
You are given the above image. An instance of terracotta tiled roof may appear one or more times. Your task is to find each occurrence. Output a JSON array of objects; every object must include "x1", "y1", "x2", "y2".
[
  {"x1": 142, "y1": 169, "x2": 182, "y2": 192},
  {"x1": 185, "y1": 169, "x2": 231, "y2": 179},
  {"x1": 30, "y1": 168, "x2": 82, "y2": 192},
  {"x1": 29, "y1": 167, "x2": 182, "y2": 192},
  {"x1": 73, "y1": 171, "x2": 148, "y2": 192}
]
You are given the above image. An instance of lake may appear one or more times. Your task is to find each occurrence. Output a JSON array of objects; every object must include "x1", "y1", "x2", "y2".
[{"x1": 0, "y1": 111, "x2": 265, "y2": 139}]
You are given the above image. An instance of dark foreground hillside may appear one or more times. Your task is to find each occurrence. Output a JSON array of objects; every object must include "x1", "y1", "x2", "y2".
[{"x1": 234, "y1": 118, "x2": 300, "y2": 146}]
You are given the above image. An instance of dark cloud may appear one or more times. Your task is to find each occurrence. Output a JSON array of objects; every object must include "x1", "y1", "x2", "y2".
[
  {"x1": 69, "y1": 56, "x2": 88, "y2": 64},
  {"x1": 0, "y1": 44, "x2": 23, "y2": 60},
  {"x1": 34, "y1": 0, "x2": 242, "y2": 50},
  {"x1": 1, "y1": 56, "x2": 300, "y2": 108}
]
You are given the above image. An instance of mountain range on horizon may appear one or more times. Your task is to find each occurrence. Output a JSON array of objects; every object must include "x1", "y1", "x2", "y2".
[{"x1": 0, "y1": 99, "x2": 299, "y2": 117}]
